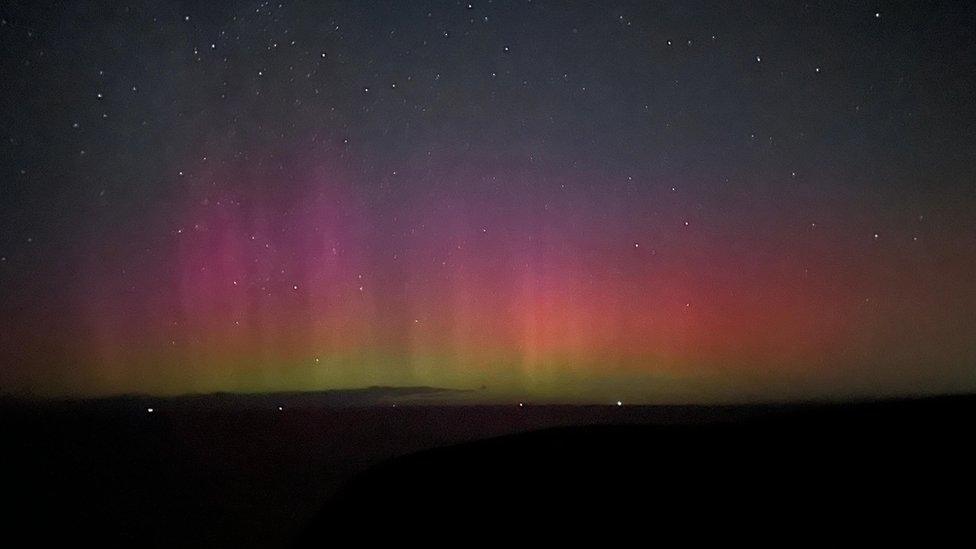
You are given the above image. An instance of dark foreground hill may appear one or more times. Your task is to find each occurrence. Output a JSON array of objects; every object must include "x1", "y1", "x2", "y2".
[
  {"x1": 4, "y1": 395, "x2": 974, "y2": 545},
  {"x1": 298, "y1": 396, "x2": 976, "y2": 544}
]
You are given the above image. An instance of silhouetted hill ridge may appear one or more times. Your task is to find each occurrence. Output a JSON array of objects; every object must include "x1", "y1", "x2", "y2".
[{"x1": 299, "y1": 396, "x2": 976, "y2": 542}]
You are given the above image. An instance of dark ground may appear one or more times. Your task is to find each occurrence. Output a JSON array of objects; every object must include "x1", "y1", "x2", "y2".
[{"x1": 5, "y1": 395, "x2": 974, "y2": 545}]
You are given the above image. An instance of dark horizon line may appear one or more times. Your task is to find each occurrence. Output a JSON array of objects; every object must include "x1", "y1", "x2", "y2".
[{"x1": 2, "y1": 387, "x2": 975, "y2": 408}]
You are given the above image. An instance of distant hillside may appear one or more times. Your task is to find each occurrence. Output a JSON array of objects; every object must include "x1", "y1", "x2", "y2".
[{"x1": 0, "y1": 385, "x2": 473, "y2": 409}]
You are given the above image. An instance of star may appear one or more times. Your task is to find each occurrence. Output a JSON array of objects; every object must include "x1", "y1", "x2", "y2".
[{"x1": 4, "y1": 0, "x2": 973, "y2": 409}]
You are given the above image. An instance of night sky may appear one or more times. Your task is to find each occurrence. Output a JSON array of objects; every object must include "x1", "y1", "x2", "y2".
[{"x1": 1, "y1": 1, "x2": 974, "y2": 402}]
